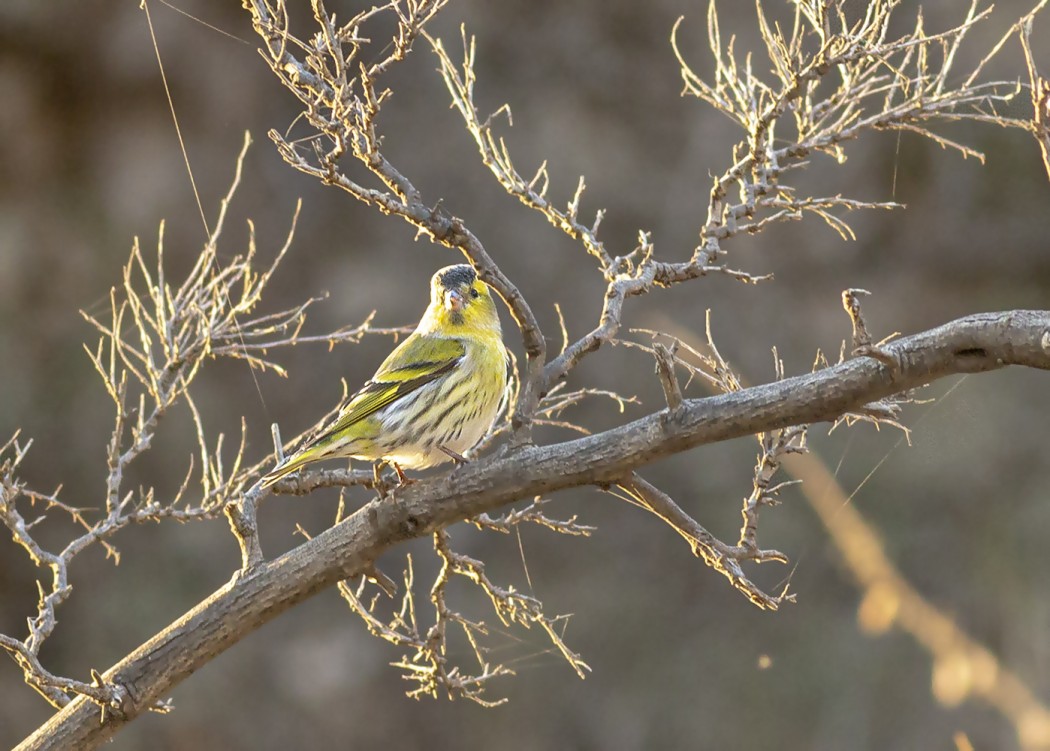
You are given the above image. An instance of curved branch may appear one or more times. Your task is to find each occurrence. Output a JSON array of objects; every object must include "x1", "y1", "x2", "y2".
[
  {"x1": 18, "y1": 310, "x2": 1050, "y2": 750},
  {"x1": 243, "y1": 0, "x2": 548, "y2": 432}
]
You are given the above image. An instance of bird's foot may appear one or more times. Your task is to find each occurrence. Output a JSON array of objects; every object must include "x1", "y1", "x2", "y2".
[
  {"x1": 372, "y1": 461, "x2": 397, "y2": 499},
  {"x1": 393, "y1": 462, "x2": 416, "y2": 485},
  {"x1": 373, "y1": 461, "x2": 416, "y2": 499}
]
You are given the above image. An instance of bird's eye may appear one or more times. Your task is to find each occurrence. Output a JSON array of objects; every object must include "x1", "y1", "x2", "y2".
[{"x1": 470, "y1": 288, "x2": 480, "y2": 299}]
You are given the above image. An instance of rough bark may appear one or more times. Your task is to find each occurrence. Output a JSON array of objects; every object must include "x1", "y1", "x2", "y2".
[{"x1": 18, "y1": 309, "x2": 1050, "y2": 750}]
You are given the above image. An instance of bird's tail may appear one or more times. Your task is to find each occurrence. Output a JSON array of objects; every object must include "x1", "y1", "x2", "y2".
[{"x1": 259, "y1": 446, "x2": 323, "y2": 490}]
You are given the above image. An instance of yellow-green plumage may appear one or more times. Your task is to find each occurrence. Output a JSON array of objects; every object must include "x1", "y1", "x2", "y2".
[{"x1": 260, "y1": 264, "x2": 510, "y2": 489}]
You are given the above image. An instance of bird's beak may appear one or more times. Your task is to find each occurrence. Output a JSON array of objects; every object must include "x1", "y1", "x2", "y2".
[{"x1": 445, "y1": 288, "x2": 465, "y2": 312}]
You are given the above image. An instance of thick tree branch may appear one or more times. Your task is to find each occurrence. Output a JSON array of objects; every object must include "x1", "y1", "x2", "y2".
[{"x1": 17, "y1": 309, "x2": 1050, "y2": 751}]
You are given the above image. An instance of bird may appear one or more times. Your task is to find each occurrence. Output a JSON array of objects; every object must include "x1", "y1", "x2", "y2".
[{"x1": 260, "y1": 264, "x2": 510, "y2": 490}]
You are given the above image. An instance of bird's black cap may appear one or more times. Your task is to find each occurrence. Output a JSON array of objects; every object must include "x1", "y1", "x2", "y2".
[{"x1": 436, "y1": 264, "x2": 477, "y2": 290}]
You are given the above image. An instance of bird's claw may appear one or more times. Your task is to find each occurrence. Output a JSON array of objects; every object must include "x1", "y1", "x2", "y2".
[{"x1": 373, "y1": 461, "x2": 415, "y2": 499}]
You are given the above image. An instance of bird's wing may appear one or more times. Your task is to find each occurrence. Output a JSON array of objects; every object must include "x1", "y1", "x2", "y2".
[
  {"x1": 259, "y1": 335, "x2": 466, "y2": 489},
  {"x1": 259, "y1": 334, "x2": 470, "y2": 489},
  {"x1": 310, "y1": 333, "x2": 467, "y2": 442}
]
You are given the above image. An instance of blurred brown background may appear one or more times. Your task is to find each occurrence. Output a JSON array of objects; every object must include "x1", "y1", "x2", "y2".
[{"x1": 1, "y1": 1, "x2": 1049, "y2": 749}]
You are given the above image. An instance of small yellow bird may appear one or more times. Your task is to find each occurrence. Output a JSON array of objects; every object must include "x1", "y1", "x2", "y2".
[{"x1": 260, "y1": 264, "x2": 510, "y2": 489}]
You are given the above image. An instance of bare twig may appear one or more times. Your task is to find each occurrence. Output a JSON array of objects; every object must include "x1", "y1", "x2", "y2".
[
  {"x1": 432, "y1": 530, "x2": 589, "y2": 680},
  {"x1": 1019, "y1": 3, "x2": 1050, "y2": 180},
  {"x1": 652, "y1": 341, "x2": 684, "y2": 413},
  {"x1": 473, "y1": 497, "x2": 595, "y2": 537},
  {"x1": 14, "y1": 309, "x2": 1050, "y2": 749},
  {"x1": 842, "y1": 288, "x2": 898, "y2": 367},
  {"x1": 616, "y1": 475, "x2": 793, "y2": 610},
  {"x1": 0, "y1": 137, "x2": 408, "y2": 713},
  {"x1": 242, "y1": 0, "x2": 547, "y2": 435},
  {"x1": 331, "y1": 520, "x2": 590, "y2": 706}
]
